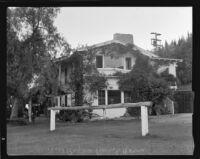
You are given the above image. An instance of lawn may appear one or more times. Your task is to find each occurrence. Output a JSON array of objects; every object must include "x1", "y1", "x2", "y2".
[{"x1": 7, "y1": 113, "x2": 193, "y2": 155}]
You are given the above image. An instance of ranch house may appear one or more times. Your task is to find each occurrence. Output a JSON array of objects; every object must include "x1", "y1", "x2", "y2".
[{"x1": 53, "y1": 33, "x2": 182, "y2": 118}]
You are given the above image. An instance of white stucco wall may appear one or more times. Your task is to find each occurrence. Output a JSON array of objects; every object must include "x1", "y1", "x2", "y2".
[
  {"x1": 168, "y1": 63, "x2": 177, "y2": 77},
  {"x1": 107, "y1": 78, "x2": 119, "y2": 90},
  {"x1": 157, "y1": 65, "x2": 169, "y2": 74},
  {"x1": 92, "y1": 108, "x2": 126, "y2": 119},
  {"x1": 96, "y1": 52, "x2": 136, "y2": 76},
  {"x1": 157, "y1": 63, "x2": 177, "y2": 77}
]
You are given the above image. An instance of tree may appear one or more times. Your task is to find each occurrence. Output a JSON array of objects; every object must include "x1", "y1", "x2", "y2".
[
  {"x1": 155, "y1": 33, "x2": 192, "y2": 85},
  {"x1": 7, "y1": 7, "x2": 70, "y2": 120},
  {"x1": 119, "y1": 54, "x2": 172, "y2": 104},
  {"x1": 118, "y1": 53, "x2": 172, "y2": 116}
]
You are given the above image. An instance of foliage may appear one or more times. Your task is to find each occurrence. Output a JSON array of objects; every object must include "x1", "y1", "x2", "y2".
[
  {"x1": 57, "y1": 110, "x2": 85, "y2": 122},
  {"x1": 7, "y1": 7, "x2": 70, "y2": 119},
  {"x1": 84, "y1": 75, "x2": 107, "y2": 93},
  {"x1": 159, "y1": 69, "x2": 177, "y2": 86},
  {"x1": 118, "y1": 51, "x2": 173, "y2": 116},
  {"x1": 67, "y1": 52, "x2": 84, "y2": 106},
  {"x1": 57, "y1": 109, "x2": 94, "y2": 122},
  {"x1": 91, "y1": 43, "x2": 135, "y2": 57},
  {"x1": 174, "y1": 91, "x2": 194, "y2": 113},
  {"x1": 155, "y1": 33, "x2": 192, "y2": 85}
]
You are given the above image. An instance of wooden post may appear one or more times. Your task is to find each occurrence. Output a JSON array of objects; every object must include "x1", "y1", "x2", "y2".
[
  {"x1": 50, "y1": 110, "x2": 56, "y2": 131},
  {"x1": 121, "y1": 91, "x2": 124, "y2": 103},
  {"x1": 103, "y1": 90, "x2": 108, "y2": 118},
  {"x1": 171, "y1": 101, "x2": 174, "y2": 115},
  {"x1": 28, "y1": 99, "x2": 32, "y2": 123},
  {"x1": 48, "y1": 102, "x2": 152, "y2": 132},
  {"x1": 105, "y1": 90, "x2": 108, "y2": 105},
  {"x1": 141, "y1": 106, "x2": 149, "y2": 136}
]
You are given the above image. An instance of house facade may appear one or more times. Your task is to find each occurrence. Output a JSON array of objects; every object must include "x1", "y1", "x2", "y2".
[{"x1": 53, "y1": 33, "x2": 182, "y2": 118}]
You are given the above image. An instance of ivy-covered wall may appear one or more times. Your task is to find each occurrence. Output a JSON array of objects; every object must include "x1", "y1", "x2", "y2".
[{"x1": 57, "y1": 43, "x2": 177, "y2": 107}]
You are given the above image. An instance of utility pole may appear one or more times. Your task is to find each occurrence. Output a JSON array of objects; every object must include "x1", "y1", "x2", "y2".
[{"x1": 151, "y1": 32, "x2": 162, "y2": 51}]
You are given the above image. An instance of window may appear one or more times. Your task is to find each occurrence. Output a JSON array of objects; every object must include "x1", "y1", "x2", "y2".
[
  {"x1": 96, "y1": 55, "x2": 103, "y2": 68},
  {"x1": 125, "y1": 57, "x2": 132, "y2": 70},
  {"x1": 98, "y1": 90, "x2": 105, "y2": 105},
  {"x1": 55, "y1": 98, "x2": 58, "y2": 106},
  {"x1": 65, "y1": 95, "x2": 68, "y2": 106},
  {"x1": 124, "y1": 91, "x2": 132, "y2": 103},
  {"x1": 108, "y1": 90, "x2": 121, "y2": 104}
]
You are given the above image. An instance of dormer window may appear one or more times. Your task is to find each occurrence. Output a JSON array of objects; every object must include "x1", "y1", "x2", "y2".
[
  {"x1": 125, "y1": 57, "x2": 132, "y2": 70},
  {"x1": 96, "y1": 55, "x2": 103, "y2": 68}
]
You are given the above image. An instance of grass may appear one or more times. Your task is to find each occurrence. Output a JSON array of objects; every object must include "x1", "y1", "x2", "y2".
[{"x1": 7, "y1": 113, "x2": 193, "y2": 155}]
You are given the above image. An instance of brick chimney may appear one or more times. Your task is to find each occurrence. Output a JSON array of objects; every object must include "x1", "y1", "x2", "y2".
[{"x1": 113, "y1": 33, "x2": 134, "y2": 45}]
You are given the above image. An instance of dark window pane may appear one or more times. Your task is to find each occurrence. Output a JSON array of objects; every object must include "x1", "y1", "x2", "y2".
[
  {"x1": 96, "y1": 56, "x2": 103, "y2": 68},
  {"x1": 124, "y1": 91, "x2": 132, "y2": 103},
  {"x1": 65, "y1": 95, "x2": 68, "y2": 106},
  {"x1": 98, "y1": 90, "x2": 105, "y2": 105},
  {"x1": 126, "y1": 57, "x2": 131, "y2": 70},
  {"x1": 108, "y1": 90, "x2": 121, "y2": 104}
]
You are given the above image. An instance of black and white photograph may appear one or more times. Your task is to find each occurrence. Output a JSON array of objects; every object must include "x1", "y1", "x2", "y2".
[{"x1": 5, "y1": 6, "x2": 195, "y2": 155}]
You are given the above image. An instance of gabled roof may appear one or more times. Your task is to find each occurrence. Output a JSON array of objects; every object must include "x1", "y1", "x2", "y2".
[
  {"x1": 55, "y1": 36, "x2": 182, "y2": 63},
  {"x1": 87, "y1": 39, "x2": 159, "y2": 58},
  {"x1": 88, "y1": 39, "x2": 182, "y2": 62}
]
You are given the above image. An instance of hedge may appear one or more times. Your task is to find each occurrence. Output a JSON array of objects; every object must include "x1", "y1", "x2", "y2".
[{"x1": 174, "y1": 91, "x2": 194, "y2": 113}]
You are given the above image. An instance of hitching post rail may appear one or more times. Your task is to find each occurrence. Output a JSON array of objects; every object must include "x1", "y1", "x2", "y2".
[{"x1": 48, "y1": 101, "x2": 152, "y2": 136}]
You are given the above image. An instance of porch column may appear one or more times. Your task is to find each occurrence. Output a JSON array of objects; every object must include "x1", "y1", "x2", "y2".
[
  {"x1": 141, "y1": 106, "x2": 149, "y2": 136},
  {"x1": 50, "y1": 109, "x2": 56, "y2": 131},
  {"x1": 103, "y1": 90, "x2": 108, "y2": 118},
  {"x1": 105, "y1": 90, "x2": 108, "y2": 105},
  {"x1": 67, "y1": 94, "x2": 72, "y2": 107},
  {"x1": 57, "y1": 96, "x2": 61, "y2": 113},
  {"x1": 121, "y1": 91, "x2": 124, "y2": 103},
  {"x1": 57, "y1": 96, "x2": 61, "y2": 107},
  {"x1": 58, "y1": 64, "x2": 61, "y2": 84}
]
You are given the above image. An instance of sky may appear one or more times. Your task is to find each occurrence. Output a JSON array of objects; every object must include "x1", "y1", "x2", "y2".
[{"x1": 54, "y1": 7, "x2": 192, "y2": 52}]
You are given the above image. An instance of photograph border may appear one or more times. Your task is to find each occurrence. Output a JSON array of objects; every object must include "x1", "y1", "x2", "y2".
[{"x1": 0, "y1": 0, "x2": 199, "y2": 158}]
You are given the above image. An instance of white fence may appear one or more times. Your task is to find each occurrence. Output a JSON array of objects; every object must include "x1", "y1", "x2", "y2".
[{"x1": 48, "y1": 101, "x2": 152, "y2": 136}]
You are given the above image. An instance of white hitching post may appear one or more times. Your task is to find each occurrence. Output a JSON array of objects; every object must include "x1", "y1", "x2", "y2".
[
  {"x1": 141, "y1": 105, "x2": 149, "y2": 136},
  {"x1": 171, "y1": 101, "x2": 174, "y2": 115},
  {"x1": 103, "y1": 90, "x2": 108, "y2": 118},
  {"x1": 50, "y1": 110, "x2": 56, "y2": 131},
  {"x1": 121, "y1": 91, "x2": 124, "y2": 103}
]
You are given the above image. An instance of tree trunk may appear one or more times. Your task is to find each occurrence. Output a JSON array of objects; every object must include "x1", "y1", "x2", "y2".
[
  {"x1": 10, "y1": 97, "x2": 19, "y2": 120},
  {"x1": 28, "y1": 99, "x2": 32, "y2": 123}
]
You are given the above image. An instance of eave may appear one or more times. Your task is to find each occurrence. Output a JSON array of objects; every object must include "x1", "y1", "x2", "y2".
[{"x1": 151, "y1": 57, "x2": 183, "y2": 62}]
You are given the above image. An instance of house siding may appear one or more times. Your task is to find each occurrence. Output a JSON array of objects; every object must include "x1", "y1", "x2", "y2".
[{"x1": 55, "y1": 33, "x2": 180, "y2": 118}]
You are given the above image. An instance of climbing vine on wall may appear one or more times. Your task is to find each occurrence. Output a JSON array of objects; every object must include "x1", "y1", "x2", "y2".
[
  {"x1": 67, "y1": 52, "x2": 84, "y2": 106},
  {"x1": 117, "y1": 51, "x2": 173, "y2": 105},
  {"x1": 84, "y1": 74, "x2": 107, "y2": 93},
  {"x1": 63, "y1": 43, "x2": 173, "y2": 106},
  {"x1": 151, "y1": 59, "x2": 172, "y2": 70}
]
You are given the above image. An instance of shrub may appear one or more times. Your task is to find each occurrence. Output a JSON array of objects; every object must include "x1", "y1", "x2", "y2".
[
  {"x1": 127, "y1": 107, "x2": 141, "y2": 117},
  {"x1": 8, "y1": 118, "x2": 28, "y2": 125},
  {"x1": 119, "y1": 53, "x2": 173, "y2": 117},
  {"x1": 58, "y1": 109, "x2": 87, "y2": 122},
  {"x1": 174, "y1": 91, "x2": 194, "y2": 113}
]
